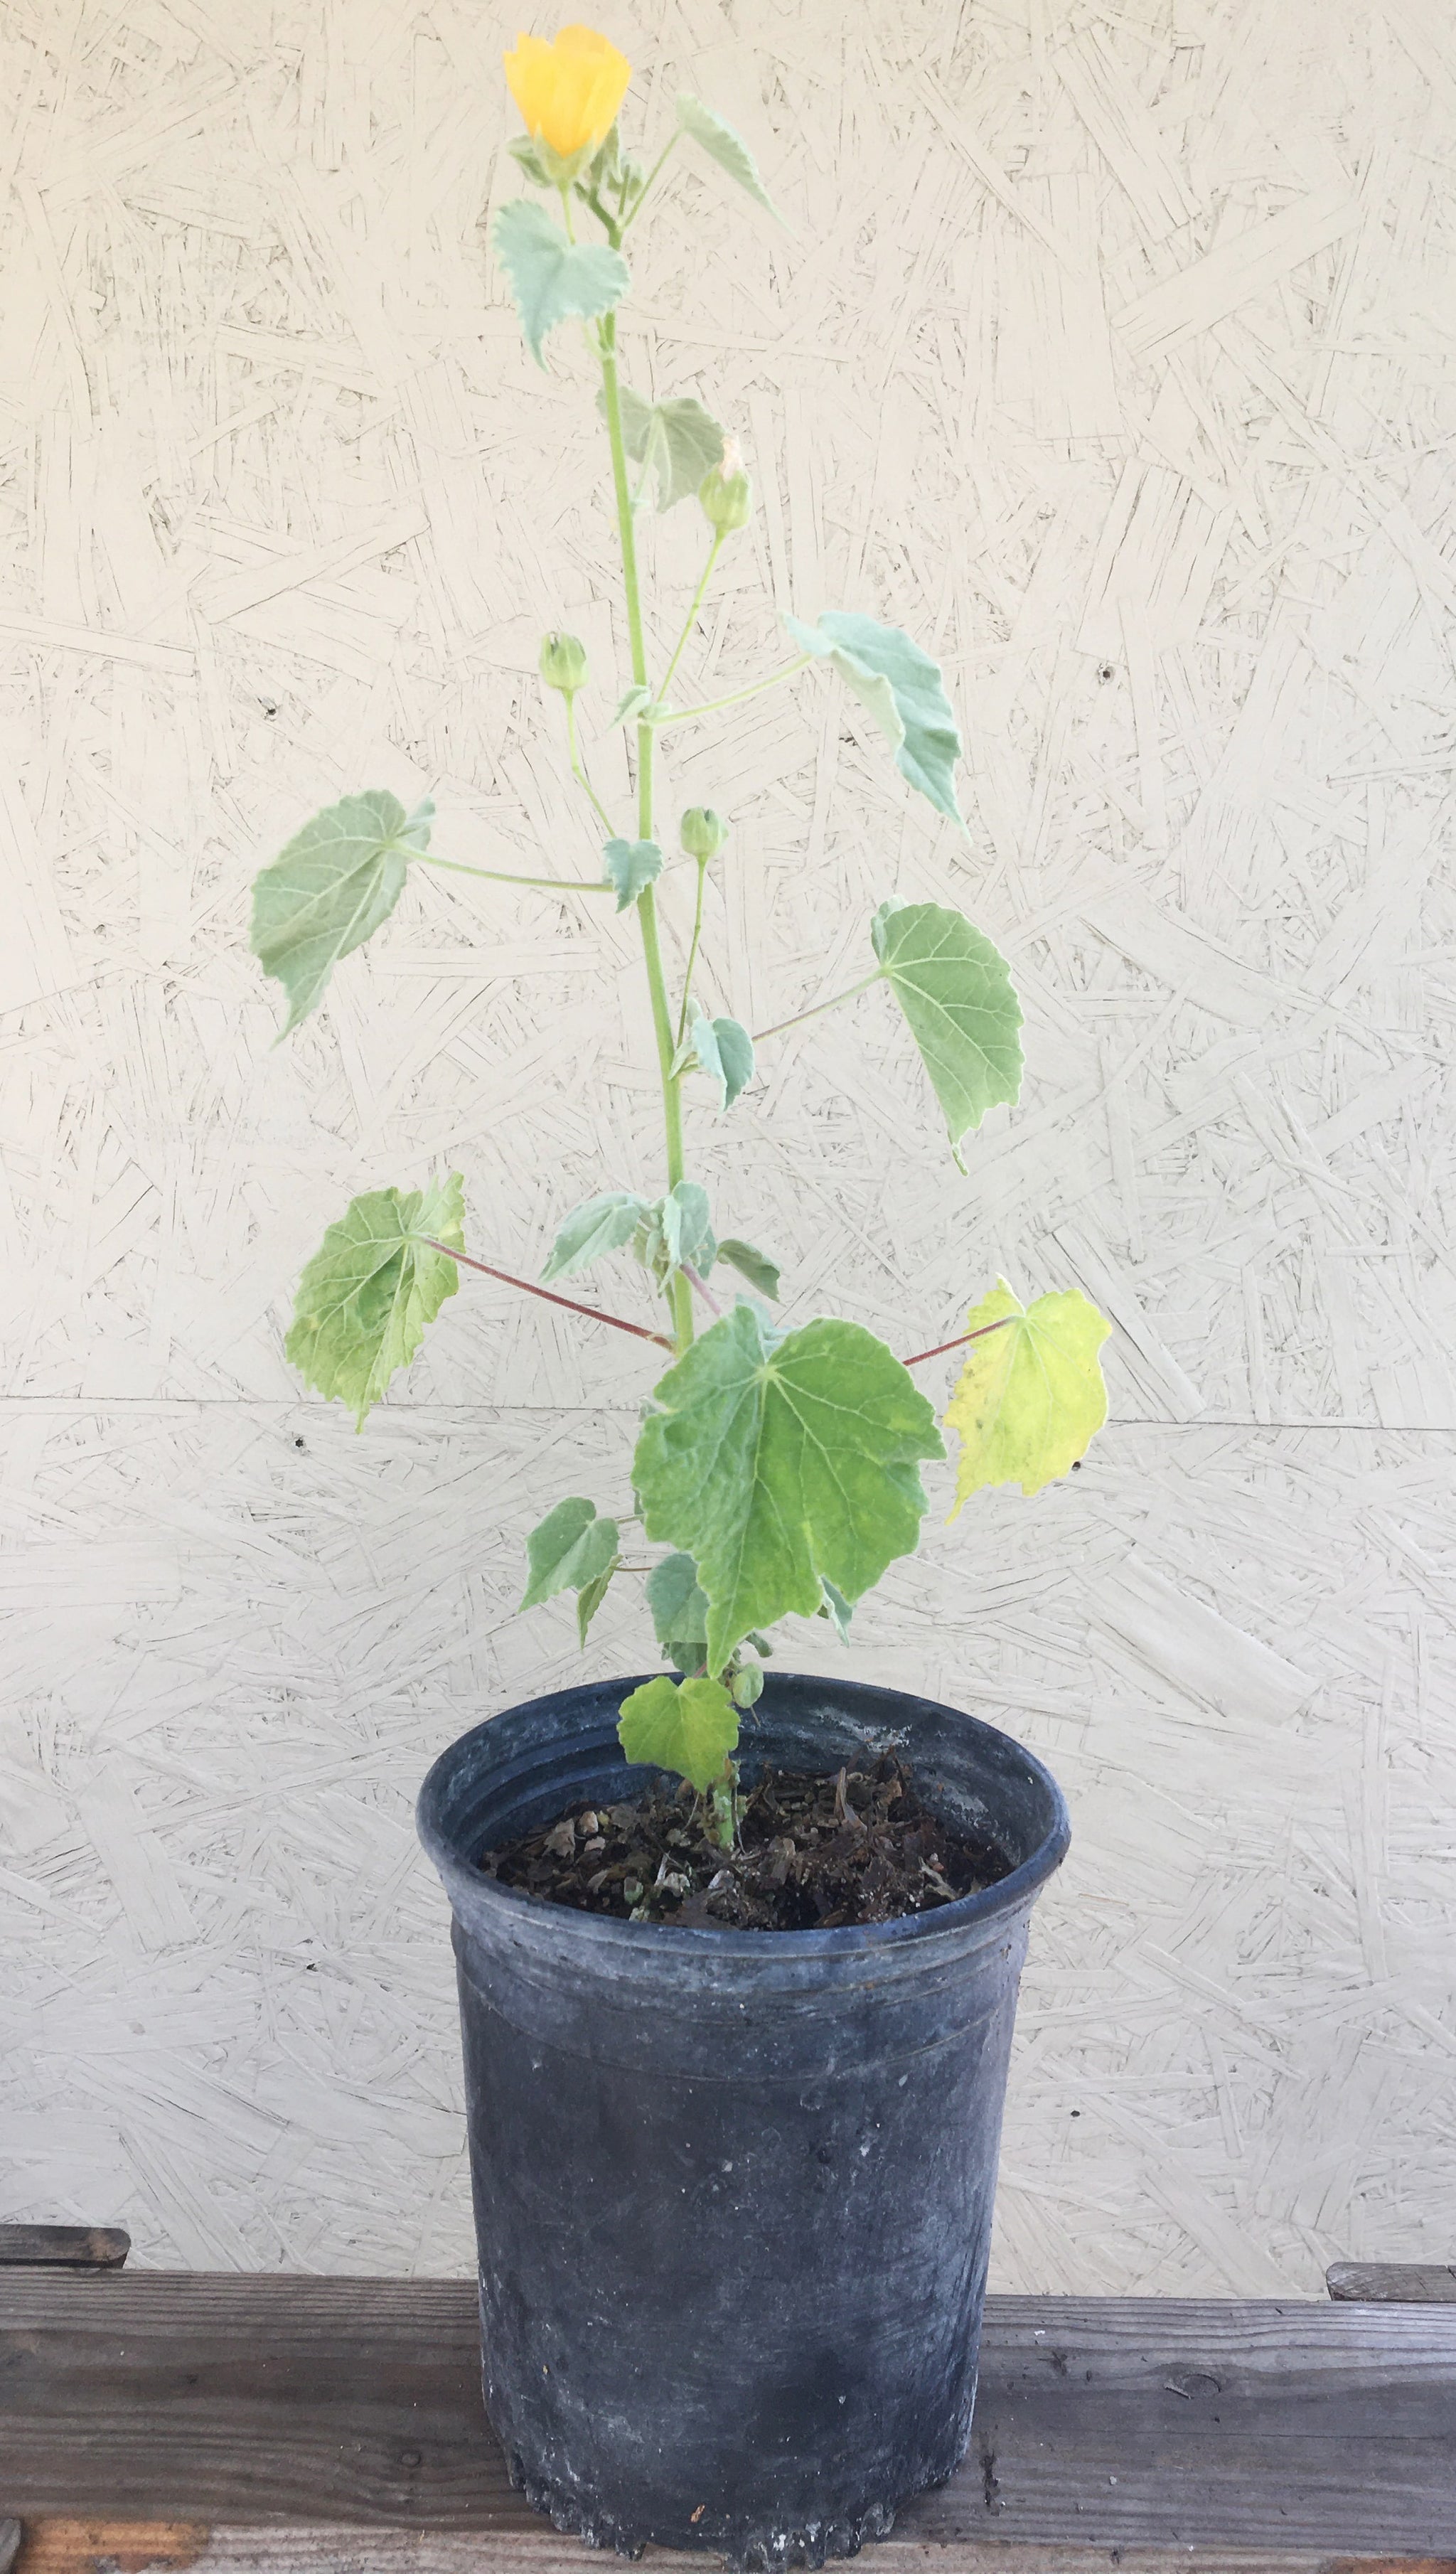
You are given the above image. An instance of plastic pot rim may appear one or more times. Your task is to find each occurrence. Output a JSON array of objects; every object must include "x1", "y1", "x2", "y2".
[{"x1": 417, "y1": 1666, "x2": 1071, "y2": 1965}]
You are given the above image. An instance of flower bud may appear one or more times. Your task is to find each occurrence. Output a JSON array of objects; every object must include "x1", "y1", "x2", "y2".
[
  {"x1": 539, "y1": 630, "x2": 588, "y2": 695},
  {"x1": 679, "y1": 806, "x2": 727, "y2": 860},
  {"x1": 699, "y1": 437, "x2": 752, "y2": 535}
]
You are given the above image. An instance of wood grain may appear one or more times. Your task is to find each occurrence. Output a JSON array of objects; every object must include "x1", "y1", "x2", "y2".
[
  {"x1": 0, "y1": 2230, "x2": 129, "y2": 2273},
  {"x1": 14, "y1": 2531, "x2": 1456, "y2": 2574},
  {"x1": 1328, "y1": 2265, "x2": 1456, "y2": 2305},
  {"x1": 5, "y1": 2277, "x2": 1456, "y2": 2551}
]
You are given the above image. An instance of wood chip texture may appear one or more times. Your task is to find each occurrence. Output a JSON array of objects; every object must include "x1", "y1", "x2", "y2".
[{"x1": 0, "y1": 0, "x2": 1454, "y2": 2293}]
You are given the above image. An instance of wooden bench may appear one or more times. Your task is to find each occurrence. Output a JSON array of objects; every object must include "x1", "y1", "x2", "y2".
[{"x1": 3, "y1": 2243, "x2": 1455, "y2": 2573}]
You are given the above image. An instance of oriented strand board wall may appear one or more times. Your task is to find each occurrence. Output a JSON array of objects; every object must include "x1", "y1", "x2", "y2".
[{"x1": 2, "y1": 0, "x2": 1454, "y2": 2292}]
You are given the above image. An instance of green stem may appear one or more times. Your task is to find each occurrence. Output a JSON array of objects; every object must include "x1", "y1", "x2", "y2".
[
  {"x1": 564, "y1": 698, "x2": 616, "y2": 835},
  {"x1": 656, "y1": 653, "x2": 813, "y2": 732},
  {"x1": 417, "y1": 853, "x2": 613, "y2": 895},
  {"x1": 658, "y1": 532, "x2": 724, "y2": 704},
  {"x1": 676, "y1": 857, "x2": 709, "y2": 1045},
  {"x1": 599, "y1": 314, "x2": 695, "y2": 1357},
  {"x1": 752, "y1": 969, "x2": 882, "y2": 1044},
  {"x1": 622, "y1": 129, "x2": 681, "y2": 233}
]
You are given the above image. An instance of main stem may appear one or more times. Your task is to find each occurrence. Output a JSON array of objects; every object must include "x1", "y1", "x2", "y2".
[{"x1": 599, "y1": 314, "x2": 694, "y2": 1357}]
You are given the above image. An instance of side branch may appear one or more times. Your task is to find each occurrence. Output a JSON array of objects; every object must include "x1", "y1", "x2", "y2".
[
  {"x1": 423, "y1": 1241, "x2": 675, "y2": 1350},
  {"x1": 902, "y1": 1316, "x2": 1016, "y2": 1369},
  {"x1": 417, "y1": 853, "x2": 614, "y2": 896}
]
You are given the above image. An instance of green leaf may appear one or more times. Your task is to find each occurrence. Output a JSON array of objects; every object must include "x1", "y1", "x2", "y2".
[
  {"x1": 818, "y1": 1577, "x2": 854, "y2": 1643},
  {"x1": 945, "y1": 1279, "x2": 1110, "y2": 1511},
  {"x1": 685, "y1": 1008, "x2": 754, "y2": 1111},
  {"x1": 604, "y1": 385, "x2": 727, "y2": 511},
  {"x1": 676, "y1": 92, "x2": 783, "y2": 221},
  {"x1": 494, "y1": 199, "x2": 629, "y2": 366},
  {"x1": 520, "y1": 1497, "x2": 621, "y2": 1611},
  {"x1": 635, "y1": 1182, "x2": 716, "y2": 1287},
  {"x1": 250, "y1": 789, "x2": 428, "y2": 1035},
  {"x1": 611, "y1": 684, "x2": 656, "y2": 726},
  {"x1": 786, "y1": 612, "x2": 963, "y2": 823},
  {"x1": 871, "y1": 900, "x2": 1024, "y2": 1156},
  {"x1": 542, "y1": 1191, "x2": 648, "y2": 1283},
  {"x1": 633, "y1": 1303, "x2": 943, "y2": 1673},
  {"x1": 577, "y1": 1558, "x2": 619, "y2": 1645},
  {"x1": 663, "y1": 1181, "x2": 715, "y2": 1276},
  {"x1": 602, "y1": 838, "x2": 664, "y2": 912},
  {"x1": 730, "y1": 1661, "x2": 763, "y2": 1709},
  {"x1": 646, "y1": 1551, "x2": 710, "y2": 1648},
  {"x1": 717, "y1": 1237, "x2": 781, "y2": 1301},
  {"x1": 507, "y1": 134, "x2": 552, "y2": 186},
  {"x1": 285, "y1": 1175, "x2": 464, "y2": 1430},
  {"x1": 617, "y1": 1672, "x2": 739, "y2": 1795}
]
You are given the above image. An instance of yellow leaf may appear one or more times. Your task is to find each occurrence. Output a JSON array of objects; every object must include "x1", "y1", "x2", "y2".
[
  {"x1": 504, "y1": 24, "x2": 631, "y2": 162},
  {"x1": 945, "y1": 1279, "x2": 1110, "y2": 1513}
]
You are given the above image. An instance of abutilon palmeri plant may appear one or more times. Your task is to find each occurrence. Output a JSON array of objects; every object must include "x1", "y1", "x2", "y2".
[{"x1": 249, "y1": 24, "x2": 1112, "y2": 1843}]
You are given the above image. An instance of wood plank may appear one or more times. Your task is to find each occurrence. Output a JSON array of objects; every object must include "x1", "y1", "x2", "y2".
[
  {"x1": 1328, "y1": 2263, "x2": 1456, "y2": 2303},
  {"x1": 0, "y1": 2230, "x2": 129, "y2": 2274},
  {"x1": 11, "y1": 2528, "x2": 1456, "y2": 2574},
  {"x1": 3, "y1": 2280, "x2": 1456, "y2": 2551}
]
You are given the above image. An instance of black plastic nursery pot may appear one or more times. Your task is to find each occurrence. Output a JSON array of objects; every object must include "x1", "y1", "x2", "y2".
[{"x1": 417, "y1": 1671, "x2": 1069, "y2": 2570}]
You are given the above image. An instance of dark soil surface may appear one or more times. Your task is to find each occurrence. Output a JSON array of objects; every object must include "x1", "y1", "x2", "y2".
[{"x1": 481, "y1": 1756, "x2": 1014, "y2": 1931}]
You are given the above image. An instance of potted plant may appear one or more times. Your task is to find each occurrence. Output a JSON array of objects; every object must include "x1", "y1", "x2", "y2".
[{"x1": 249, "y1": 26, "x2": 1112, "y2": 2568}]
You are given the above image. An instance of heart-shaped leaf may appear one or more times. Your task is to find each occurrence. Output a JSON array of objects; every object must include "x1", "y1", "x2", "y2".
[
  {"x1": 786, "y1": 612, "x2": 964, "y2": 822},
  {"x1": 617, "y1": 1671, "x2": 739, "y2": 1794},
  {"x1": 285, "y1": 1174, "x2": 464, "y2": 1428},
  {"x1": 602, "y1": 838, "x2": 664, "y2": 912},
  {"x1": 521, "y1": 1496, "x2": 620, "y2": 1610},
  {"x1": 606, "y1": 385, "x2": 727, "y2": 510},
  {"x1": 945, "y1": 1279, "x2": 1110, "y2": 1509},
  {"x1": 633, "y1": 1303, "x2": 943, "y2": 1672},
  {"x1": 494, "y1": 198, "x2": 629, "y2": 366},
  {"x1": 251, "y1": 790, "x2": 429, "y2": 1035},
  {"x1": 872, "y1": 900, "x2": 1024, "y2": 1156}
]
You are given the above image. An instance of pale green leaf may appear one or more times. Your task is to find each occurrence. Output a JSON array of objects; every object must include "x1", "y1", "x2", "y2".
[
  {"x1": 542, "y1": 1190, "x2": 648, "y2": 1283},
  {"x1": 603, "y1": 385, "x2": 727, "y2": 511},
  {"x1": 871, "y1": 900, "x2": 1024, "y2": 1155},
  {"x1": 611, "y1": 684, "x2": 655, "y2": 725},
  {"x1": 633, "y1": 1303, "x2": 943, "y2": 1672},
  {"x1": 786, "y1": 611, "x2": 964, "y2": 822},
  {"x1": 676, "y1": 93, "x2": 783, "y2": 221},
  {"x1": 730, "y1": 1661, "x2": 763, "y2": 1708},
  {"x1": 520, "y1": 1497, "x2": 620, "y2": 1611},
  {"x1": 646, "y1": 1550, "x2": 709, "y2": 1648},
  {"x1": 494, "y1": 199, "x2": 628, "y2": 366},
  {"x1": 601, "y1": 838, "x2": 664, "y2": 912},
  {"x1": 686, "y1": 1008, "x2": 754, "y2": 1110},
  {"x1": 285, "y1": 1174, "x2": 463, "y2": 1430},
  {"x1": 818, "y1": 1577, "x2": 853, "y2": 1643},
  {"x1": 662, "y1": 1181, "x2": 715, "y2": 1275},
  {"x1": 250, "y1": 789, "x2": 428, "y2": 1035},
  {"x1": 945, "y1": 1279, "x2": 1110, "y2": 1510},
  {"x1": 507, "y1": 134, "x2": 552, "y2": 186},
  {"x1": 717, "y1": 1237, "x2": 780, "y2": 1301},
  {"x1": 635, "y1": 1182, "x2": 716, "y2": 1287},
  {"x1": 617, "y1": 1672, "x2": 739, "y2": 1794},
  {"x1": 577, "y1": 1557, "x2": 619, "y2": 1645}
]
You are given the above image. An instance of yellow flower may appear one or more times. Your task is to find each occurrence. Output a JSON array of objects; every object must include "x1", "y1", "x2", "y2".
[{"x1": 504, "y1": 24, "x2": 631, "y2": 164}]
